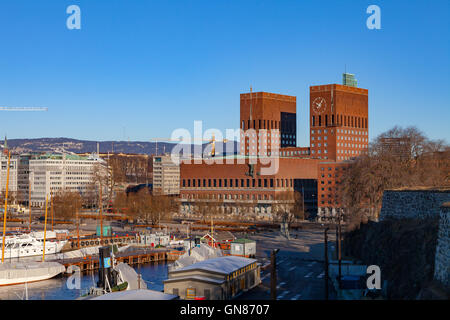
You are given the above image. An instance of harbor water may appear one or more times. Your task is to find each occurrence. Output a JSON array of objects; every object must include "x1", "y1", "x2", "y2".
[{"x1": 0, "y1": 261, "x2": 170, "y2": 300}]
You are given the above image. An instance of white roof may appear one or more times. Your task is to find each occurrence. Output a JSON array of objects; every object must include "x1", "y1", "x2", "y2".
[
  {"x1": 172, "y1": 243, "x2": 223, "y2": 270},
  {"x1": 91, "y1": 289, "x2": 177, "y2": 300},
  {"x1": 171, "y1": 256, "x2": 257, "y2": 275},
  {"x1": 164, "y1": 275, "x2": 225, "y2": 285}
]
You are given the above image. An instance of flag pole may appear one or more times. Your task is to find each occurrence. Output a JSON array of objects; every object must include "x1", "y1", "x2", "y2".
[{"x1": 1, "y1": 151, "x2": 11, "y2": 263}]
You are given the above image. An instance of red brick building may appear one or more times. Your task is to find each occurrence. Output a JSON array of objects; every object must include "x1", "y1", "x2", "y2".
[
  {"x1": 309, "y1": 83, "x2": 369, "y2": 161},
  {"x1": 240, "y1": 91, "x2": 297, "y2": 156},
  {"x1": 179, "y1": 157, "x2": 320, "y2": 218},
  {"x1": 179, "y1": 74, "x2": 368, "y2": 220}
]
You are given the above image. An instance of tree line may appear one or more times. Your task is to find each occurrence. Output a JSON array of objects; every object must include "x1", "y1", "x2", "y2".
[{"x1": 338, "y1": 126, "x2": 449, "y2": 227}]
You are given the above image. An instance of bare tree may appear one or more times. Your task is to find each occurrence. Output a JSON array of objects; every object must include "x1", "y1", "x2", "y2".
[
  {"x1": 272, "y1": 191, "x2": 292, "y2": 223},
  {"x1": 338, "y1": 126, "x2": 449, "y2": 226},
  {"x1": 53, "y1": 190, "x2": 83, "y2": 220}
]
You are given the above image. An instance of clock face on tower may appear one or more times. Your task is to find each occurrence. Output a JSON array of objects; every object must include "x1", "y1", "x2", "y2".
[{"x1": 312, "y1": 97, "x2": 327, "y2": 114}]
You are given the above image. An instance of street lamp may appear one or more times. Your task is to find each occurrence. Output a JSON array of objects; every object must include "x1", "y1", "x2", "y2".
[
  {"x1": 324, "y1": 227, "x2": 329, "y2": 300},
  {"x1": 270, "y1": 248, "x2": 280, "y2": 300}
]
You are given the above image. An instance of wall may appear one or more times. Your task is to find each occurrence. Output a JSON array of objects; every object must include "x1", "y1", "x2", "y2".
[
  {"x1": 379, "y1": 189, "x2": 450, "y2": 220},
  {"x1": 434, "y1": 203, "x2": 450, "y2": 288}
]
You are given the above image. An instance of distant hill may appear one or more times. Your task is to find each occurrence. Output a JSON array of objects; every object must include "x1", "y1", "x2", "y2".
[{"x1": 6, "y1": 137, "x2": 239, "y2": 156}]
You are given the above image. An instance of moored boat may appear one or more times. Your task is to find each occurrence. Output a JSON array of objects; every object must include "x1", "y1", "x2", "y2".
[
  {"x1": 0, "y1": 233, "x2": 67, "y2": 259},
  {"x1": 0, "y1": 261, "x2": 65, "y2": 286}
]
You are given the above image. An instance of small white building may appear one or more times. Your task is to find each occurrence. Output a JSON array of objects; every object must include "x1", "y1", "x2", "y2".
[
  {"x1": 230, "y1": 239, "x2": 256, "y2": 258},
  {"x1": 139, "y1": 232, "x2": 170, "y2": 247}
]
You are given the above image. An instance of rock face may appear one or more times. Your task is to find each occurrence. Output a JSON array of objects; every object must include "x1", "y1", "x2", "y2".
[
  {"x1": 434, "y1": 204, "x2": 450, "y2": 288},
  {"x1": 344, "y1": 218, "x2": 440, "y2": 299},
  {"x1": 380, "y1": 189, "x2": 450, "y2": 221},
  {"x1": 345, "y1": 189, "x2": 450, "y2": 299}
]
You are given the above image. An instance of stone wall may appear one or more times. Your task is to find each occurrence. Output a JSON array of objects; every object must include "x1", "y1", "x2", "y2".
[
  {"x1": 379, "y1": 189, "x2": 450, "y2": 221},
  {"x1": 434, "y1": 203, "x2": 450, "y2": 288}
]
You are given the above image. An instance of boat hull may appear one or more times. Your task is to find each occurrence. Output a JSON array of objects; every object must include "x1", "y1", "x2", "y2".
[
  {"x1": 0, "y1": 262, "x2": 66, "y2": 286},
  {"x1": 0, "y1": 272, "x2": 62, "y2": 286}
]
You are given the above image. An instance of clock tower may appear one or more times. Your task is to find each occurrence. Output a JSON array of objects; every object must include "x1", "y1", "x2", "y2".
[{"x1": 309, "y1": 74, "x2": 369, "y2": 161}]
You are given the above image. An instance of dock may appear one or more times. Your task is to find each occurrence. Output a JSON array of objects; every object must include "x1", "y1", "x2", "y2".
[{"x1": 53, "y1": 248, "x2": 186, "y2": 272}]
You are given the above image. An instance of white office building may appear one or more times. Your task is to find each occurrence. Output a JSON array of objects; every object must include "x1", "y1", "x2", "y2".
[
  {"x1": 0, "y1": 153, "x2": 19, "y2": 195},
  {"x1": 152, "y1": 154, "x2": 180, "y2": 195},
  {"x1": 29, "y1": 153, "x2": 106, "y2": 207}
]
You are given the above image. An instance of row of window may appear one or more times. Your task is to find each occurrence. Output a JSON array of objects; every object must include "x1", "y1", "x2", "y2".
[
  {"x1": 311, "y1": 149, "x2": 328, "y2": 154},
  {"x1": 227, "y1": 263, "x2": 257, "y2": 281},
  {"x1": 320, "y1": 166, "x2": 347, "y2": 171},
  {"x1": 311, "y1": 143, "x2": 327, "y2": 147},
  {"x1": 242, "y1": 119, "x2": 280, "y2": 131},
  {"x1": 182, "y1": 178, "x2": 294, "y2": 188},
  {"x1": 281, "y1": 150, "x2": 309, "y2": 156},
  {"x1": 182, "y1": 193, "x2": 274, "y2": 200},
  {"x1": 311, "y1": 136, "x2": 328, "y2": 141},
  {"x1": 337, "y1": 129, "x2": 367, "y2": 136},
  {"x1": 312, "y1": 114, "x2": 368, "y2": 129}
]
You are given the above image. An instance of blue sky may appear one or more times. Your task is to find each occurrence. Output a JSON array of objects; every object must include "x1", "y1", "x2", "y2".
[{"x1": 0, "y1": 0, "x2": 449, "y2": 147}]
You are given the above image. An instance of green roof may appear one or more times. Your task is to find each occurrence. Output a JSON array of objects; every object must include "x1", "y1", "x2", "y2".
[
  {"x1": 232, "y1": 238, "x2": 255, "y2": 244},
  {"x1": 34, "y1": 153, "x2": 90, "y2": 160}
]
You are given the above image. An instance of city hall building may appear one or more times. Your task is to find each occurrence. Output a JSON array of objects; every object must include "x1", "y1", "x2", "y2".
[{"x1": 178, "y1": 73, "x2": 369, "y2": 220}]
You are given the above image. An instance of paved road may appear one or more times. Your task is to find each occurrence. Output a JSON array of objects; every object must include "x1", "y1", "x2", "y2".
[{"x1": 237, "y1": 229, "x2": 337, "y2": 300}]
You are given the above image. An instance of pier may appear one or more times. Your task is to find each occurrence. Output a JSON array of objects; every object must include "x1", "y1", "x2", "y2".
[{"x1": 54, "y1": 248, "x2": 186, "y2": 273}]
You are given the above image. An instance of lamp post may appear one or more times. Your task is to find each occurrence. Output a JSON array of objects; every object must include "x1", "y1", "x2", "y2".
[
  {"x1": 337, "y1": 211, "x2": 342, "y2": 288},
  {"x1": 270, "y1": 248, "x2": 279, "y2": 300},
  {"x1": 324, "y1": 227, "x2": 329, "y2": 300}
]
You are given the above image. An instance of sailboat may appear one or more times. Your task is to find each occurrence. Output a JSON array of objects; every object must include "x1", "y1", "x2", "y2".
[{"x1": 0, "y1": 147, "x2": 65, "y2": 286}]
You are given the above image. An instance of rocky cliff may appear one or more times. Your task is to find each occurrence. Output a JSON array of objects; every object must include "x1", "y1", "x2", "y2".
[{"x1": 343, "y1": 218, "x2": 446, "y2": 299}]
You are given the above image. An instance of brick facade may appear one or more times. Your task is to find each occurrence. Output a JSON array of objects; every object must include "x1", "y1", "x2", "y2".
[{"x1": 179, "y1": 78, "x2": 369, "y2": 220}]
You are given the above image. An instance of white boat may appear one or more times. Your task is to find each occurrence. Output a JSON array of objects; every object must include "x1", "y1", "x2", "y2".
[
  {"x1": 0, "y1": 233, "x2": 67, "y2": 259},
  {"x1": 0, "y1": 261, "x2": 65, "y2": 286}
]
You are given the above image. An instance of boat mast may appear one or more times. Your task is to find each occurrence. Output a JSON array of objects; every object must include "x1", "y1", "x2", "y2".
[
  {"x1": 211, "y1": 215, "x2": 214, "y2": 248},
  {"x1": 42, "y1": 195, "x2": 48, "y2": 262},
  {"x1": 99, "y1": 184, "x2": 103, "y2": 244},
  {"x1": 77, "y1": 199, "x2": 80, "y2": 249},
  {"x1": 1, "y1": 151, "x2": 11, "y2": 263},
  {"x1": 51, "y1": 191, "x2": 54, "y2": 232},
  {"x1": 28, "y1": 178, "x2": 32, "y2": 232}
]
